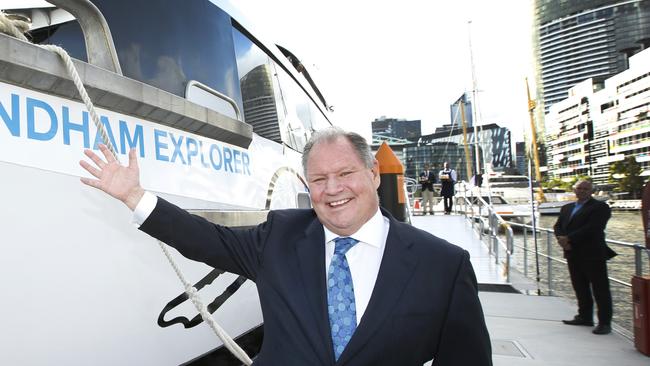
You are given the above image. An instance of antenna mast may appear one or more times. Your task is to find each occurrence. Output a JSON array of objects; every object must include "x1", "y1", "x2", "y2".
[
  {"x1": 460, "y1": 99, "x2": 474, "y2": 182},
  {"x1": 468, "y1": 21, "x2": 481, "y2": 174},
  {"x1": 526, "y1": 77, "x2": 545, "y2": 202}
]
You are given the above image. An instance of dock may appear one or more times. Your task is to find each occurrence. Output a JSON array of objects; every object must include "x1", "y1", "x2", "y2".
[{"x1": 412, "y1": 214, "x2": 649, "y2": 365}]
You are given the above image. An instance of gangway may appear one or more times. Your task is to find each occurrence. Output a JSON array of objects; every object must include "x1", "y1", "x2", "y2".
[{"x1": 411, "y1": 189, "x2": 649, "y2": 365}]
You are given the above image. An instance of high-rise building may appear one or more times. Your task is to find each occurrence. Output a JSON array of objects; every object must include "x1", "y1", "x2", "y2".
[
  {"x1": 402, "y1": 124, "x2": 512, "y2": 182},
  {"x1": 450, "y1": 93, "x2": 473, "y2": 129},
  {"x1": 371, "y1": 116, "x2": 421, "y2": 143},
  {"x1": 533, "y1": 0, "x2": 650, "y2": 129},
  {"x1": 403, "y1": 142, "x2": 472, "y2": 182},
  {"x1": 515, "y1": 142, "x2": 527, "y2": 175},
  {"x1": 545, "y1": 48, "x2": 650, "y2": 186}
]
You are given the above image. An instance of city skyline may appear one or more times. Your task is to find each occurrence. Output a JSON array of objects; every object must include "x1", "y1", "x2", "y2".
[{"x1": 234, "y1": 0, "x2": 535, "y2": 142}]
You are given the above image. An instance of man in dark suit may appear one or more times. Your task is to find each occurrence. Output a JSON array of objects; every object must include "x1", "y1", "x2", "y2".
[
  {"x1": 80, "y1": 128, "x2": 492, "y2": 365},
  {"x1": 439, "y1": 162, "x2": 457, "y2": 215},
  {"x1": 419, "y1": 164, "x2": 436, "y2": 215},
  {"x1": 554, "y1": 179, "x2": 614, "y2": 335}
]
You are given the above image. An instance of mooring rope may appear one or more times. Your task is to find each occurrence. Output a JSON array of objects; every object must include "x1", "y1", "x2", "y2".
[{"x1": 0, "y1": 11, "x2": 253, "y2": 365}]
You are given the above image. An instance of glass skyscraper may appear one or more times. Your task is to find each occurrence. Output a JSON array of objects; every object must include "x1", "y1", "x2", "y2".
[{"x1": 533, "y1": 0, "x2": 650, "y2": 127}]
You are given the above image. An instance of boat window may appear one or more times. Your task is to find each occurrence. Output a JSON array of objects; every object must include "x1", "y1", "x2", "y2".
[
  {"x1": 29, "y1": 20, "x2": 87, "y2": 62},
  {"x1": 310, "y1": 103, "x2": 333, "y2": 131},
  {"x1": 274, "y1": 66, "x2": 316, "y2": 152},
  {"x1": 489, "y1": 177, "x2": 530, "y2": 183},
  {"x1": 232, "y1": 27, "x2": 282, "y2": 143},
  {"x1": 91, "y1": 0, "x2": 241, "y2": 105},
  {"x1": 232, "y1": 29, "x2": 329, "y2": 151}
]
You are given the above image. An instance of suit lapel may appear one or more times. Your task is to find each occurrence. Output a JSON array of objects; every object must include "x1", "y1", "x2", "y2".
[
  {"x1": 295, "y1": 217, "x2": 334, "y2": 365},
  {"x1": 337, "y1": 218, "x2": 418, "y2": 365},
  {"x1": 568, "y1": 199, "x2": 594, "y2": 224}
]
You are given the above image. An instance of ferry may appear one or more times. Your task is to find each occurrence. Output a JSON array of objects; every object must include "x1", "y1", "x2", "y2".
[
  {"x1": 3, "y1": 2, "x2": 650, "y2": 366},
  {"x1": 464, "y1": 194, "x2": 538, "y2": 226},
  {"x1": 483, "y1": 173, "x2": 538, "y2": 204},
  {"x1": 0, "y1": 0, "x2": 333, "y2": 364}
]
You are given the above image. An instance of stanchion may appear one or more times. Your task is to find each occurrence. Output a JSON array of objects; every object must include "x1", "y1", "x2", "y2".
[{"x1": 375, "y1": 142, "x2": 406, "y2": 222}]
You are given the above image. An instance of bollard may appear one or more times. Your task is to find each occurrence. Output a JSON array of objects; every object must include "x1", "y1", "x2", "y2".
[
  {"x1": 632, "y1": 275, "x2": 650, "y2": 356},
  {"x1": 375, "y1": 142, "x2": 406, "y2": 222}
]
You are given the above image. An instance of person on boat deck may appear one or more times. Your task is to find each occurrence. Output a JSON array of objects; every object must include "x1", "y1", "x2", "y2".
[
  {"x1": 439, "y1": 162, "x2": 457, "y2": 215},
  {"x1": 79, "y1": 127, "x2": 492, "y2": 365},
  {"x1": 419, "y1": 163, "x2": 437, "y2": 215},
  {"x1": 554, "y1": 179, "x2": 616, "y2": 335}
]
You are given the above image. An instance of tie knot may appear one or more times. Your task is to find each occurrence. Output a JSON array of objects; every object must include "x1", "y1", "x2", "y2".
[{"x1": 333, "y1": 237, "x2": 358, "y2": 255}]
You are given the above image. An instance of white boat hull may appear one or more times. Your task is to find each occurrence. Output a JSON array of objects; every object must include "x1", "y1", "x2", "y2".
[{"x1": 0, "y1": 161, "x2": 265, "y2": 365}]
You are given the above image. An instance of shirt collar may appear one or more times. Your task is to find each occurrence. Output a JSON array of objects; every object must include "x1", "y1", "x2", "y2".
[{"x1": 323, "y1": 208, "x2": 384, "y2": 248}]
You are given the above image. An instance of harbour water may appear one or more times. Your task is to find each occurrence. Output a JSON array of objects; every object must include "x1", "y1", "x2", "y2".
[{"x1": 504, "y1": 211, "x2": 646, "y2": 334}]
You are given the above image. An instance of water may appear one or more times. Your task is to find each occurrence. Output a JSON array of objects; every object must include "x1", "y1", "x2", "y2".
[{"x1": 502, "y1": 211, "x2": 646, "y2": 333}]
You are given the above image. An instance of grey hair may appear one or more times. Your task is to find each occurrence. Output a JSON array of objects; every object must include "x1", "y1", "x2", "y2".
[
  {"x1": 573, "y1": 179, "x2": 594, "y2": 190},
  {"x1": 302, "y1": 127, "x2": 374, "y2": 176}
]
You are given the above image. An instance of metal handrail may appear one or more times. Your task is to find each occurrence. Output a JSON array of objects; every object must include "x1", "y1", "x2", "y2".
[
  {"x1": 457, "y1": 183, "x2": 515, "y2": 282},
  {"x1": 47, "y1": 0, "x2": 123, "y2": 74},
  {"x1": 185, "y1": 80, "x2": 242, "y2": 120},
  {"x1": 404, "y1": 177, "x2": 418, "y2": 225},
  {"x1": 507, "y1": 221, "x2": 649, "y2": 289}
]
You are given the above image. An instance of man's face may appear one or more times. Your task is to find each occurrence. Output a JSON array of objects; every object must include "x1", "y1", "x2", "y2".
[
  {"x1": 306, "y1": 137, "x2": 380, "y2": 236},
  {"x1": 573, "y1": 181, "x2": 593, "y2": 202},
  {"x1": 444, "y1": 162, "x2": 449, "y2": 169}
]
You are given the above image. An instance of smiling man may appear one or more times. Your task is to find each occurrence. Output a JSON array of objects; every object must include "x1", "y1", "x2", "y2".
[{"x1": 80, "y1": 127, "x2": 492, "y2": 365}]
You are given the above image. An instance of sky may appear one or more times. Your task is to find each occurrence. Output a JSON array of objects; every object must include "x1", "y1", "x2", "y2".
[{"x1": 233, "y1": 0, "x2": 536, "y2": 142}]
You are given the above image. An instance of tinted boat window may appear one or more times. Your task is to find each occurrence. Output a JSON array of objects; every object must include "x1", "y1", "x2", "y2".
[
  {"x1": 92, "y1": 0, "x2": 241, "y2": 105},
  {"x1": 232, "y1": 27, "x2": 282, "y2": 143},
  {"x1": 275, "y1": 66, "x2": 313, "y2": 152},
  {"x1": 30, "y1": 21, "x2": 87, "y2": 62}
]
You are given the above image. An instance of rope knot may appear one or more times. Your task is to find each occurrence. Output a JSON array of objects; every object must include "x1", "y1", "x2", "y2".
[{"x1": 0, "y1": 12, "x2": 30, "y2": 41}]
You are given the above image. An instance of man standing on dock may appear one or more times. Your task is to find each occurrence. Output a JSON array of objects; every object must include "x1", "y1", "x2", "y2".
[
  {"x1": 554, "y1": 179, "x2": 615, "y2": 335},
  {"x1": 419, "y1": 164, "x2": 436, "y2": 215},
  {"x1": 439, "y1": 162, "x2": 457, "y2": 215},
  {"x1": 79, "y1": 127, "x2": 492, "y2": 365}
]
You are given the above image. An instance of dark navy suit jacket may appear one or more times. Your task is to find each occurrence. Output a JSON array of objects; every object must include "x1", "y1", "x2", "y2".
[
  {"x1": 140, "y1": 198, "x2": 492, "y2": 365},
  {"x1": 419, "y1": 170, "x2": 437, "y2": 191},
  {"x1": 553, "y1": 198, "x2": 613, "y2": 261}
]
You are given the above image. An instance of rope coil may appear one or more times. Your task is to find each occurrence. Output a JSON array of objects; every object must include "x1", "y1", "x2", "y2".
[{"x1": 0, "y1": 11, "x2": 252, "y2": 365}]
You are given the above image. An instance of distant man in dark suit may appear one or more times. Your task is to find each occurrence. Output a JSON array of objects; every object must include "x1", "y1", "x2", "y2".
[
  {"x1": 554, "y1": 179, "x2": 615, "y2": 335},
  {"x1": 439, "y1": 162, "x2": 457, "y2": 215},
  {"x1": 419, "y1": 164, "x2": 436, "y2": 215},
  {"x1": 79, "y1": 127, "x2": 492, "y2": 365}
]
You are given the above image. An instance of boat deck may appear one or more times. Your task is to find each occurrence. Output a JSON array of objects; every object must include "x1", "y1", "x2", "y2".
[{"x1": 413, "y1": 214, "x2": 649, "y2": 365}]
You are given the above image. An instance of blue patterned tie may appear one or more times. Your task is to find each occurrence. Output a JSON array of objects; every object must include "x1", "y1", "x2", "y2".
[{"x1": 328, "y1": 237, "x2": 359, "y2": 360}]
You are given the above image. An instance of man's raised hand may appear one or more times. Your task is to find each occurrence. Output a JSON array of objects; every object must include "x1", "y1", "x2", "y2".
[{"x1": 79, "y1": 144, "x2": 144, "y2": 210}]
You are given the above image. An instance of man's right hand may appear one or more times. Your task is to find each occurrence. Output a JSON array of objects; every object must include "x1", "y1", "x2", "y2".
[
  {"x1": 557, "y1": 235, "x2": 572, "y2": 250},
  {"x1": 79, "y1": 144, "x2": 144, "y2": 210}
]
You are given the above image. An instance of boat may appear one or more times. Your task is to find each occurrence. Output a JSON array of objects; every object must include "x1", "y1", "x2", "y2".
[
  {"x1": 461, "y1": 193, "x2": 539, "y2": 226},
  {"x1": 607, "y1": 199, "x2": 642, "y2": 211},
  {"x1": 0, "y1": 0, "x2": 334, "y2": 364},
  {"x1": 538, "y1": 200, "x2": 571, "y2": 215},
  {"x1": 537, "y1": 191, "x2": 574, "y2": 215},
  {"x1": 484, "y1": 173, "x2": 541, "y2": 205}
]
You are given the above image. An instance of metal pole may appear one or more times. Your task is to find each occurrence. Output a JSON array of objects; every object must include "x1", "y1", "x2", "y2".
[
  {"x1": 506, "y1": 226, "x2": 514, "y2": 283},
  {"x1": 529, "y1": 159, "x2": 542, "y2": 295},
  {"x1": 523, "y1": 225, "x2": 528, "y2": 277},
  {"x1": 635, "y1": 245, "x2": 643, "y2": 277},
  {"x1": 468, "y1": 21, "x2": 481, "y2": 174},
  {"x1": 493, "y1": 214, "x2": 499, "y2": 265},
  {"x1": 547, "y1": 231, "x2": 553, "y2": 296}
]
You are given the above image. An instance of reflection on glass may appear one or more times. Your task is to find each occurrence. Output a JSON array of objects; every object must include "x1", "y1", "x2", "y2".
[
  {"x1": 240, "y1": 64, "x2": 282, "y2": 143},
  {"x1": 233, "y1": 28, "x2": 282, "y2": 143}
]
